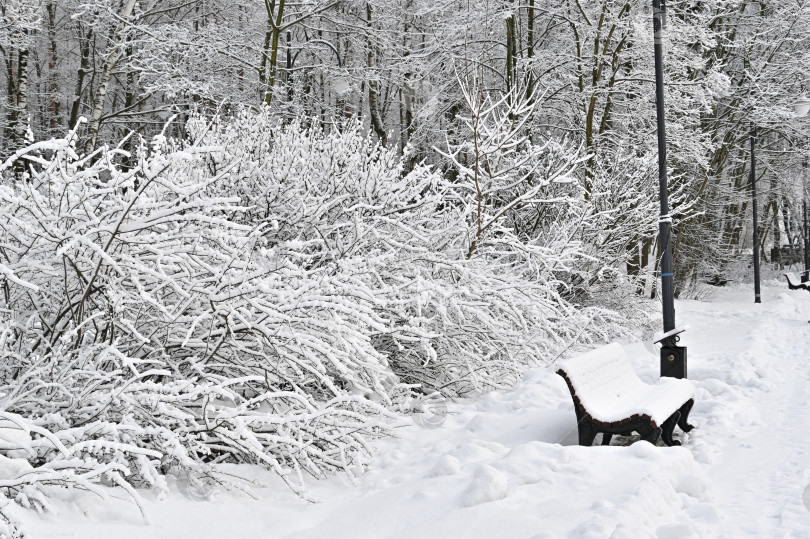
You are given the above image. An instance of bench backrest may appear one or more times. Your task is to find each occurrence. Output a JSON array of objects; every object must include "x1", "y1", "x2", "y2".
[{"x1": 556, "y1": 343, "x2": 645, "y2": 406}]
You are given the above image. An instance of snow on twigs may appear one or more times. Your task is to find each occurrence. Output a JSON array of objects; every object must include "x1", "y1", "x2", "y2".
[{"x1": 0, "y1": 109, "x2": 629, "y2": 531}]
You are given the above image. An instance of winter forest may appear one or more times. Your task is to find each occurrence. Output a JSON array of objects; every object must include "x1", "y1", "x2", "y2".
[{"x1": 2, "y1": 0, "x2": 810, "y2": 537}]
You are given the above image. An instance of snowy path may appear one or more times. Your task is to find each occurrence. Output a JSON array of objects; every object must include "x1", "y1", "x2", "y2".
[
  {"x1": 16, "y1": 282, "x2": 810, "y2": 538},
  {"x1": 691, "y1": 292, "x2": 810, "y2": 537}
]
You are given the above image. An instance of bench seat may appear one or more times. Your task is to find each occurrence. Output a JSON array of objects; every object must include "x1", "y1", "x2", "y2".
[{"x1": 557, "y1": 343, "x2": 695, "y2": 447}]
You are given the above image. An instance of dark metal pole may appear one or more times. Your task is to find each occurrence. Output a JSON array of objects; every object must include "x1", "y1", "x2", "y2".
[
  {"x1": 653, "y1": 0, "x2": 685, "y2": 378},
  {"x1": 751, "y1": 125, "x2": 761, "y2": 303},
  {"x1": 802, "y1": 159, "x2": 810, "y2": 274},
  {"x1": 287, "y1": 31, "x2": 293, "y2": 103},
  {"x1": 802, "y1": 200, "x2": 810, "y2": 273},
  {"x1": 653, "y1": 0, "x2": 675, "y2": 332}
]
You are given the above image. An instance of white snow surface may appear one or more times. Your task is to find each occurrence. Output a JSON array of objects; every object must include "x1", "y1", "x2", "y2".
[
  {"x1": 14, "y1": 281, "x2": 810, "y2": 537},
  {"x1": 557, "y1": 342, "x2": 695, "y2": 426}
]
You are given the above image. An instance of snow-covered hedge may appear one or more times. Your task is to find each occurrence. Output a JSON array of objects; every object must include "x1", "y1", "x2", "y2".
[
  {"x1": 0, "y1": 112, "x2": 627, "y2": 530},
  {"x1": 193, "y1": 110, "x2": 624, "y2": 394}
]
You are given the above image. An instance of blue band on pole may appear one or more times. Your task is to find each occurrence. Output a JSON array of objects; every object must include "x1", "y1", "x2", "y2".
[{"x1": 662, "y1": 273, "x2": 674, "y2": 277}]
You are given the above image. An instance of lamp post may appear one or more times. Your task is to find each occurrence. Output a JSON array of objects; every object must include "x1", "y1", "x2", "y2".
[
  {"x1": 751, "y1": 126, "x2": 761, "y2": 303},
  {"x1": 652, "y1": 0, "x2": 686, "y2": 379},
  {"x1": 794, "y1": 99, "x2": 810, "y2": 278},
  {"x1": 797, "y1": 99, "x2": 810, "y2": 278},
  {"x1": 802, "y1": 157, "x2": 810, "y2": 281},
  {"x1": 750, "y1": 99, "x2": 810, "y2": 300}
]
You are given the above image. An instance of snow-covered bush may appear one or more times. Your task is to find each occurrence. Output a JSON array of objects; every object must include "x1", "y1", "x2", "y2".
[
  {"x1": 192, "y1": 110, "x2": 627, "y2": 395},
  {"x1": 0, "y1": 123, "x2": 398, "y2": 530},
  {"x1": 0, "y1": 111, "x2": 630, "y2": 531}
]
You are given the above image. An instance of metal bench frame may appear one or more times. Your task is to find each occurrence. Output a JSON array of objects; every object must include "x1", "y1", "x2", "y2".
[{"x1": 784, "y1": 272, "x2": 810, "y2": 291}]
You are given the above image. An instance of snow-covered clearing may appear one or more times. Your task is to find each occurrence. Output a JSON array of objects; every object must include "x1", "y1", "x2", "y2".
[{"x1": 16, "y1": 280, "x2": 810, "y2": 538}]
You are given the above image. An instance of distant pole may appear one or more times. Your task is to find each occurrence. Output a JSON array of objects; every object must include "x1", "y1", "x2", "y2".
[
  {"x1": 802, "y1": 158, "x2": 810, "y2": 272},
  {"x1": 751, "y1": 125, "x2": 761, "y2": 303},
  {"x1": 653, "y1": 0, "x2": 686, "y2": 378},
  {"x1": 286, "y1": 31, "x2": 293, "y2": 103}
]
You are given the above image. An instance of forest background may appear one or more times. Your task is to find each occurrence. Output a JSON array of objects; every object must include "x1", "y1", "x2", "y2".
[{"x1": 0, "y1": 0, "x2": 808, "y2": 535}]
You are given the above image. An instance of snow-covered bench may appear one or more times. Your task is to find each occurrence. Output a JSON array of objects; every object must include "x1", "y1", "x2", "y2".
[
  {"x1": 784, "y1": 273, "x2": 810, "y2": 291},
  {"x1": 556, "y1": 343, "x2": 695, "y2": 447}
]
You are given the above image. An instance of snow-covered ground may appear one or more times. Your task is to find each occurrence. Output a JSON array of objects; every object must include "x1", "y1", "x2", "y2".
[{"x1": 17, "y1": 280, "x2": 810, "y2": 538}]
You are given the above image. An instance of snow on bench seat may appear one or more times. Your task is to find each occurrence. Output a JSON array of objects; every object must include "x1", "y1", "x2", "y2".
[{"x1": 557, "y1": 343, "x2": 695, "y2": 446}]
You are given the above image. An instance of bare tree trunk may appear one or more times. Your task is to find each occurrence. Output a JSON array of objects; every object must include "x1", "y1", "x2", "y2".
[
  {"x1": 504, "y1": 3, "x2": 518, "y2": 95},
  {"x1": 770, "y1": 181, "x2": 780, "y2": 266},
  {"x1": 366, "y1": 3, "x2": 387, "y2": 146},
  {"x1": 5, "y1": 48, "x2": 18, "y2": 151},
  {"x1": 69, "y1": 25, "x2": 93, "y2": 130},
  {"x1": 12, "y1": 46, "x2": 29, "y2": 180},
  {"x1": 782, "y1": 195, "x2": 793, "y2": 250},
  {"x1": 46, "y1": 1, "x2": 61, "y2": 135},
  {"x1": 85, "y1": 0, "x2": 137, "y2": 154},
  {"x1": 122, "y1": 43, "x2": 138, "y2": 171},
  {"x1": 263, "y1": 0, "x2": 286, "y2": 106},
  {"x1": 400, "y1": 3, "x2": 415, "y2": 161},
  {"x1": 525, "y1": 0, "x2": 535, "y2": 100},
  {"x1": 259, "y1": 24, "x2": 272, "y2": 87}
]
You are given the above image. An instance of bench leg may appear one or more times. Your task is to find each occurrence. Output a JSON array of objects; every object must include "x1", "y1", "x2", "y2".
[
  {"x1": 601, "y1": 433, "x2": 613, "y2": 446},
  {"x1": 677, "y1": 399, "x2": 695, "y2": 433},
  {"x1": 574, "y1": 407, "x2": 598, "y2": 446},
  {"x1": 577, "y1": 421, "x2": 597, "y2": 446},
  {"x1": 639, "y1": 425, "x2": 661, "y2": 445},
  {"x1": 661, "y1": 411, "x2": 681, "y2": 447}
]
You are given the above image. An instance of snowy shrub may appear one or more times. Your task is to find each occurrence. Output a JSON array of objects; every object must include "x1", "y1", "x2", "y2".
[
  {"x1": 0, "y1": 123, "x2": 397, "y2": 529},
  {"x1": 192, "y1": 110, "x2": 628, "y2": 395},
  {"x1": 0, "y1": 110, "x2": 630, "y2": 530}
]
